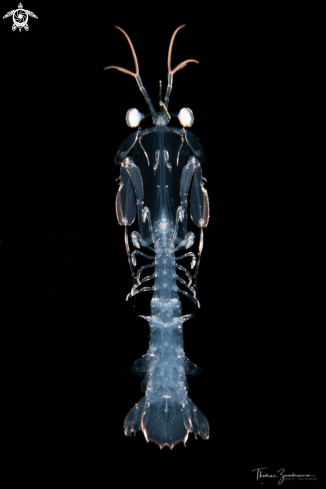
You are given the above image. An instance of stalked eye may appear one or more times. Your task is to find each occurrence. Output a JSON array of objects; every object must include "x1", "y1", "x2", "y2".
[
  {"x1": 178, "y1": 108, "x2": 194, "y2": 127},
  {"x1": 126, "y1": 108, "x2": 143, "y2": 128}
]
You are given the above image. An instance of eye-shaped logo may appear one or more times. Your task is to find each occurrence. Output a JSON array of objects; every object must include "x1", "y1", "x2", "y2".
[{"x1": 3, "y1": 3, "x2": 38, "y2": 32}]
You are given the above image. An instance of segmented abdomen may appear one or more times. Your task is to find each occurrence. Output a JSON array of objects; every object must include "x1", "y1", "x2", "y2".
[{"x1": 124, "y1": 218, "x2": 209, "y2": 449}]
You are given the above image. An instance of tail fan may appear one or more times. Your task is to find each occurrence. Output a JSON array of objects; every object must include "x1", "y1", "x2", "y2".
[{"x1": 124, "y1": 397, "x2": 209, "y2": 449}]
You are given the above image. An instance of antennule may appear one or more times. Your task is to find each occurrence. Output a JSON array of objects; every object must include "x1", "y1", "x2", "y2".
[
  {"x1": 164, "y1": 25, "x2": 199, "y2": 109},
  {"x1": 103, "y1": 66, "x2": 136, "y2": 77},
  {"x1": 171, "y1": 59, "x2": 199, "y2": 76},
  {"x1": 104, "y1": 26, "x2": 157, "y2": 119},
  {"x1": 167, "y1": 25, "x2": 186, "y2": 73},
  {"x1": 167, "y1": 25, "x2": 199, "y2": 75},
  {"x1": 103, "y1": 26, "x2": 139, "y2": 76}
]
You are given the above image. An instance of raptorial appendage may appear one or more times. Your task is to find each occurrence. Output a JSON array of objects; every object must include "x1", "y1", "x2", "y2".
[{"x1": 106, "y1": 25, "x2": 210, "y2": 448}]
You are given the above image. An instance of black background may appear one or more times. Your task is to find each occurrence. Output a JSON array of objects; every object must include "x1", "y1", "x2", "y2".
[{"x1": 0, "y1": 2, "x2": 320, "y2": 485}]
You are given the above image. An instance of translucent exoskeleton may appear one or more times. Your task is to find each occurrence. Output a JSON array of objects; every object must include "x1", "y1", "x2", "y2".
[{"x1": 105, "y1": 25, "x2": 210, "y2": 449}]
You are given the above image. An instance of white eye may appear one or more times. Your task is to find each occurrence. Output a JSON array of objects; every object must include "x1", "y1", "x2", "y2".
[
  {"x1": 178, "y1": 107, "x2": 194, "y2": 127},
  {"x1": 126, "y1": 108, "x2": 143, "y2": 128}
]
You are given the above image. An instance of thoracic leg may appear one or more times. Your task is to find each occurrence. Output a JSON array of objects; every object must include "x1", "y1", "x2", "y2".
[
  {"x1": 177, "y1": 287, "x2": 200, "y2": 308},
  {"x1": 176, "y1": 264, "x2": 192, "y2": 286},
  {"x1": 126, "y1": 286, "x2": 154, "y2": 301},
  {"x1": 131, "y1": 250, "x2": 155, "y2": 266},
  {"x1": 136, "y1": 263, "x2": 155, "y2": 283}
]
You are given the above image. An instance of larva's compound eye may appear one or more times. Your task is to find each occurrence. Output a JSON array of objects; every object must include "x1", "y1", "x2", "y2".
[
  {"x1": 178, "y1": 107, "x2": 194, "y2": 127},
  {"x1": 126, "y1": 108, "x2": 143, "y2": 128}
]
